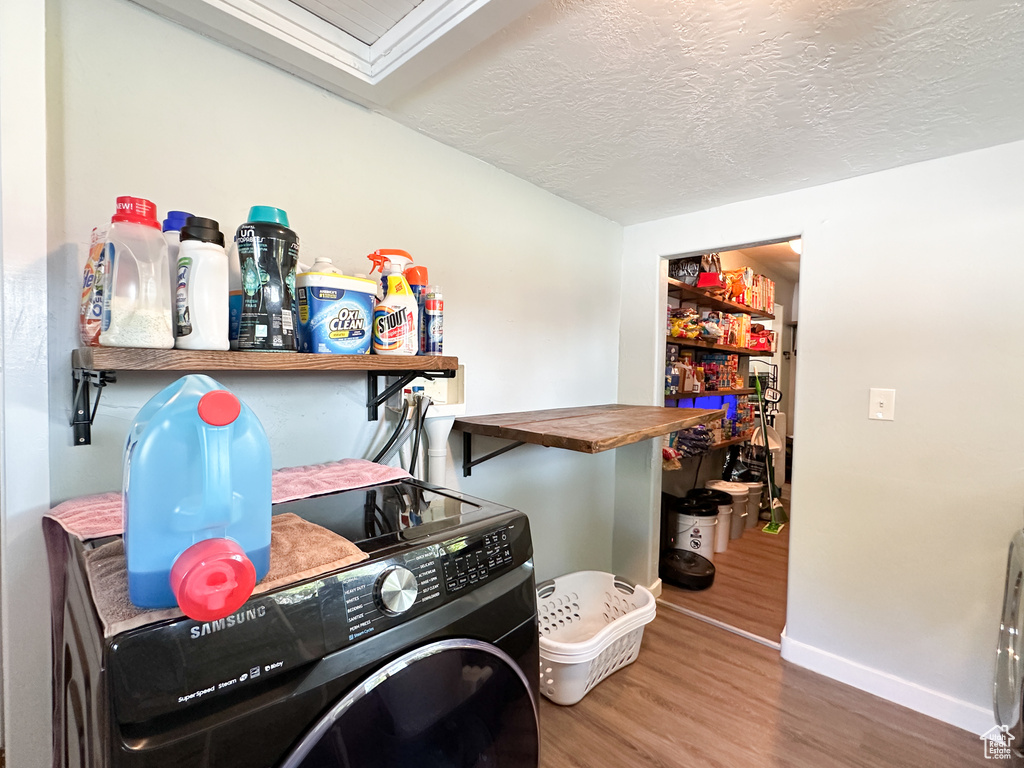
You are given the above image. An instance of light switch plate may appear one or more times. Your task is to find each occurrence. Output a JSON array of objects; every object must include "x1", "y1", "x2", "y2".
[{"x1": 869, "y1": 388, "x2": 896, "y2": 421}]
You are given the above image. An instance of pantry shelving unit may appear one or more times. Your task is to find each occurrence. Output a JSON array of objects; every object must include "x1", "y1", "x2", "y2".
[
  {"x1": 70, "y1": 347, "x2": 459, "y2": 446},
  {"x1": 665, "y1": 277, "x2": 775, "y2": 456}
]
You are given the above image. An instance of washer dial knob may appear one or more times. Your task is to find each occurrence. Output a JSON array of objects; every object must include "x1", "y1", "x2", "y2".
[{"x1": 376, "y1": 566, "x2": 418, "y2": 615}]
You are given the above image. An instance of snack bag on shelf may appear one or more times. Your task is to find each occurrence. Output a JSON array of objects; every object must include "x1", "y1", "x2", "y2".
[
  {"x1": 80, "y1": 227, "x2": 107, "y2": 346},
  {"x1": 699, "y1": 311, "x2": 722, "y2": 341},
  {"x1": 662, "y1": 434, "x2": 682, "y2": 470},
  {"x1": 722, "y1": 267, "x2": 753, "y2": 306},
  {"x1": 669, "y1": 307, "x2": 702, "y2": 339}
]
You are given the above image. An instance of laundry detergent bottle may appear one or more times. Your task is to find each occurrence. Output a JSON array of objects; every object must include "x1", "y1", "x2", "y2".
[
  {"x1": 100, "y1": 196, "x2": 175, "y2": 349},
  {"x1": 123, "y1": 374, "x2": 272, "y2": 621}
]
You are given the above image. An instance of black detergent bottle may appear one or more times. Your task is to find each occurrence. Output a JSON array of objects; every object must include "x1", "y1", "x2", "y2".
[{"x1": 235, "y1": 206, "x2": 299, "y2": 351}]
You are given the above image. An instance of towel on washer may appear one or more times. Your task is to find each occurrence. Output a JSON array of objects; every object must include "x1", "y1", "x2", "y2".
[
  {"x1": 82, "y1": 512, "x2": 367, "y2": 637},
  {"x1": 44, "y1": 458, "x2": 410, "y2": 540}
]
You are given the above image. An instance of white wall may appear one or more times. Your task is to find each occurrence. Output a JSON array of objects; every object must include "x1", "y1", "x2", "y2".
[
  {"x1": 0, "y1": 1, "x2": 50, "y2": 761},
  {"x1": 50, "y1": 0, "x2": 622, "y2": 562},
  {"x1": 0, "y1": 0, "x2": 624, "y2": 763},
  {"x1": 620, "y1": 139, "x2": 1024, "y2": 734}
]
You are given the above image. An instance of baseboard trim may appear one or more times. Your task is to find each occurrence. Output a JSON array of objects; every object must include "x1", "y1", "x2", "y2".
[
  {"x1": 657, "y1": 599, "x2": 781, "y2": 650},
  {"x1": 648, "y1": 577, "x2": 662, "y2": 597},
  {"x1": 780, "y1": 630, "x2": 995, "y2": 735}
]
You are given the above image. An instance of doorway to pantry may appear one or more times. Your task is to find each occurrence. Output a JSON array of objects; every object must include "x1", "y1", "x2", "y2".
[{"x1": 657, "y1": 239, "x2": 800, "y2": 647}]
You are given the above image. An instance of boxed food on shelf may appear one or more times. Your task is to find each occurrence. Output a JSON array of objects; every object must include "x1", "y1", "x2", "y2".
[
  {"x1": 706, "y1": 268, "x2": 775, "y2": 314},
  {"x1": 665, "y1": 371, "x2": 679, "y2": 395},
  {"x1": 739, "y1": 273, "x2": 775, "y2": 314},
  {"x1": 699, "y1": 353, "x2": 740, "y2": 392},
  {"x1": 749, "y1": 328, "x2": 776, "y2": 352}
]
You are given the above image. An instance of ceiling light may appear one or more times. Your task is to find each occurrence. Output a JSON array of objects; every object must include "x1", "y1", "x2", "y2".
[{"x1": 788, "y1": 239, "x2": 802, "y2": 255}]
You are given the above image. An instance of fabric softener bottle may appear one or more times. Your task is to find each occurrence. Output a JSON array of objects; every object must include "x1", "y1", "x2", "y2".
[{"x1": 123, "y1": 374, "x2": 272, "y2": 621}]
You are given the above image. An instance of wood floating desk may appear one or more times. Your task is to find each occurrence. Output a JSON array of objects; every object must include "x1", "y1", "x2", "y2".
[{"x1": 453, "y1": 404, "x2": 724, "y2": 476}]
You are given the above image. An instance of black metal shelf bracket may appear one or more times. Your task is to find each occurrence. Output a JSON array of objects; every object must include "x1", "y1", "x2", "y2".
[
  {"x1": 461, "y1": 432, "x2": 526, "y2": 477},
  {"x1": 71, "y1": 368, "x2": 116, "y2": 446},
  {"x1": 366, "y1": 369, "x2": 456, "y2": 421}
]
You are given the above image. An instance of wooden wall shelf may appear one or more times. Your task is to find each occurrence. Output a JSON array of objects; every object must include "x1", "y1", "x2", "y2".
[
  {"x1": 666, "y1": 388, "x2": 755, "y2": 400},
  {"x1": 72, "y1": 347, "x2": 458, "y2": 373},
  {"x1": 711, "y1": 435, "x2": 751, "y2": 450},
  {"x1": 70, "y1": 347, "x2": 459, "y2": 445},
  {"x1": 667, "y1": 278, "x2": 775, "y2": 320},
  {"x1": 665, "y1": 336, "x2": 774, "y2": 357}
]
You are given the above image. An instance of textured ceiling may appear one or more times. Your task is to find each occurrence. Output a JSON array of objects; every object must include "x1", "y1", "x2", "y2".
[{"x1": 381, "y1": 0, "x2": 1024, "y2": 225}]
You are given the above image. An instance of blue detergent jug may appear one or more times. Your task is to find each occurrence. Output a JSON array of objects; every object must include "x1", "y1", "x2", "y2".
[{"x1": 123, "y1": 374, "x2": 272, "y2": 621}]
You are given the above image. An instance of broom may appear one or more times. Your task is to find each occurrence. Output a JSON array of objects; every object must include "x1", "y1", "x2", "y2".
[{"x1": 754, "y1": 376, "x2": 788, "y2": 534}]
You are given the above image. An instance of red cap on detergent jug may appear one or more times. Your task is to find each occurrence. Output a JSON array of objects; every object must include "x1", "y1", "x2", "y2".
[
  {"x1": 170, "y1": 539, "x2": 257, "y2": 622},
  {"x1": 111, "y1": 196, "x2": 161, "y2": 230},
  {"x1": 197, "y1": 390, "x2": 241, "y2": 426}
]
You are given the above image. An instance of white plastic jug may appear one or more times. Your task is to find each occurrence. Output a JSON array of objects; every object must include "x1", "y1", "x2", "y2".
[
  {"x1": 100, "y1": 196, "x2": 174, "y2": 349},
  {"x1": 175, "y1": 217, "x2": 230, "y2": 351}
]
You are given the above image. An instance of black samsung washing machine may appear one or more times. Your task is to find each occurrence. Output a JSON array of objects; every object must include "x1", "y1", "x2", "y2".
[{"x1": 54, "y1": 479, "x2": 539, "y2": 767}]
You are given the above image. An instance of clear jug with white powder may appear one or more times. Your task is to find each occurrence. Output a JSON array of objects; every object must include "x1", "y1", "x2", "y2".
[{"x1": 100, "y1": 196, "x2": 174, "y2": 349}]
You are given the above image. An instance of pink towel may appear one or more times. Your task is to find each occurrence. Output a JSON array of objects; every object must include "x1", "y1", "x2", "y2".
[
  {"x1": 271, "y1": 458, "x2": 410, "y2": 503},
  {"x1": 46, "y1": 458, "x2": 411, "y2": 540},
  {"x1": 47, "y1": 492, "x2": 121, "y2": 540}
]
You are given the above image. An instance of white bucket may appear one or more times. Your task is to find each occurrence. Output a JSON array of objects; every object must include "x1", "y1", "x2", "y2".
[
  {"x1": 668, "y1": 510, "x2": 717, "y2": 562},
  {"x1": 705, "y1": 480, "x2": 749, "y2": 539},
  {"x1": 715, "y1": 509, "x2": 731, "y2": 553},
  {"x1": 730, "y1": 507, "x2": 746, "y2": 538},
  {"x1": 741, "y1": 482, "x2": 763, "y2": 529}
]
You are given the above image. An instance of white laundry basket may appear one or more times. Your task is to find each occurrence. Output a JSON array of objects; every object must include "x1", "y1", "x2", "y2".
[{"x1": 536, "y1": 571, "x2": 657, "y2": 706}]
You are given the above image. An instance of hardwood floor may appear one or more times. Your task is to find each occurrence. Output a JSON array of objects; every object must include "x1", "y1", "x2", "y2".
[
  {"x1": 539, "y1": 608, "x2": 991, "y2": 768},
  {"x1": 659, "y1": 501, "x2": 790, "y2": 643}
]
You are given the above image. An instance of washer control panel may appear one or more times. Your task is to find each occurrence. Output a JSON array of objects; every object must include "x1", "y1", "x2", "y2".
[
  {"x1": 320, "y1": 519, "x2": 525, "y2": 653},
  {"x1": 338, "y1": 547, "x2": 441, "y2": 643},
  {"x1": 442, "y1": 526, "x2": 514, "y2": 594}
]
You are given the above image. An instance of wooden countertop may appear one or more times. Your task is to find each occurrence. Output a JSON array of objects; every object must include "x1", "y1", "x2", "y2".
[{"x1": 453, "y1": 404, "x2": 725, "y2": 454}]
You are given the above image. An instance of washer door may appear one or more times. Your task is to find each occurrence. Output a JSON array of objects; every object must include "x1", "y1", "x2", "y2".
[{"x1": 280, "y1": 639, "x2": 539, "y2": 768}]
